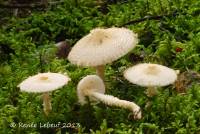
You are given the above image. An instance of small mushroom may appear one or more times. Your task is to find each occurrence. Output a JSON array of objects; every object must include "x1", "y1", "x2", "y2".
[
  {"x1": 55, "y1": 40, "x2": 71, "y2": 59},
  {"x1": 77, "y1": 75, "x2": 141, "y2": 119},
  {"x1": 124, "y1": 63, "x2": 178, "y2": 97},
  {"x1": 18, "y1": 72, "x2": 70, "y2": 115},
  {"x1": 68, "y1": 27, "x2": 138, "y2": 80}
]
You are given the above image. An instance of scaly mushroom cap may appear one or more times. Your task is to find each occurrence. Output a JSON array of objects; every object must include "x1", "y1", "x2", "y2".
[
  {"x1": 18, "y1": 72, "x2": 70, "y2": 93},
  {"x1": 68, "y1": 27, "x2": 138, "y2": 66},
  {"x1": 124, "y1": 63, "x2": 177, "y2": 87},
  {"x1": 77, "y1": 75, "x2": 105, "y2": 104}
]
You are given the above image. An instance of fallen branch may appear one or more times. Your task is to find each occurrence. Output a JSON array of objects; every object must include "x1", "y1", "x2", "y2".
[
  {"x1": 0, "y1": 3, "x2": 45, "y2": 9},
  {"x1": 119, "y1": 12, "x2": 178, "y2": 27}
]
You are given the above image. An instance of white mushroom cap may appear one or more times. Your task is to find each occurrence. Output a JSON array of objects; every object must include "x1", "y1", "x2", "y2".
[
  {"x1": 77, "y1": 75, "x2": 105, "y2": 104},
  {"x1": 18, "y1": 72, "x2": 70, "y2": 93},
  {"x1": 124, "y1": 63, "x2": 177, "y2": 87},
  {"x1": 68, "y1": 27, "x2": 138, "y2": 66}
]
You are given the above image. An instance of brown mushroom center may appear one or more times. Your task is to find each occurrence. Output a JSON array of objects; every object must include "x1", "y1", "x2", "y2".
[
  {"x1": 145, "y1": 65, "x2": 160, "y2": 75},
  {"x1": 90, "y1": 29, "x2": 109, "y2": 45},
  {"x1": 39, "y1": 76, "x2": 49, "y2": 81}
]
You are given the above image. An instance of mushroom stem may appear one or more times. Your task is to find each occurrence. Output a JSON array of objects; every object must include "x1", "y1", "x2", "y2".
[
  {"x1": 90, "y1": 92, "x2": 141, "y2": 119},
  {"x1": 95, "y1": 65, "x2": 105, "y2": 80},
  {"x1": 42, "y1": 92, "x2": 52, "y2": 116},
  {"x1": 146, "y1": 87, "x2": 158, "y2": 97}
]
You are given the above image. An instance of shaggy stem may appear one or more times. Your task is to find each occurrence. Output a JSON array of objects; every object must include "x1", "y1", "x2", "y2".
[
  {"x1": 95, "y1": 65, "x2": 105, "y2": 81},
  {"x1": 145, "y1": 87, "x2": 158, "y2": 109},
  {"x1": 90, "y1": 92, "x2": 141, "y2": 119},
  {"x1": 146, "y1": 87, "x2": 158, "y2": 97},
  {"x1": 42, "y1": 92, "x2": 52, "y2": 116}
]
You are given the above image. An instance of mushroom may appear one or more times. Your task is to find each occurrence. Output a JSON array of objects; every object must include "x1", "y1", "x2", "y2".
[
  {"x1": 55, "y1": 40, "x2": 71, "y2": 59},
  {"x1": 124, "y1": 63, "x2": 178, "y2": 97},
  {"x1": 77, "y1": 75, "x2": 142, "y2": 119},
  {"x1": 18, "y1": 72, "x2": 70, "y2": 115},
  {"x1": 68, "y1": 27, "x2": 138, "y2": 80}
]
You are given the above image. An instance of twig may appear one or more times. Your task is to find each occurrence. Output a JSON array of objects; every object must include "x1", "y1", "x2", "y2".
[
  {"x1": 0, "y1": 3, "x2": 45, "y2": 9},
  {"x1": 119, "y1": 12, "x2": 178, "y2": 27}
]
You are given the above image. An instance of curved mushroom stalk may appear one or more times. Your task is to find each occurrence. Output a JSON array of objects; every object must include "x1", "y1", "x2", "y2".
[
  {"x1": 95, "y1": 65, "x2": 105, "y2": 81},
  {"x1": 77, "y1": 75, "x2": 142, "y2": 120},
  {"x1": 42, "y1": 92, "x2": 52, "y2": 116},
  {"x1": 90, "y1": 92, "x2": 142, "y2": 119}
]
